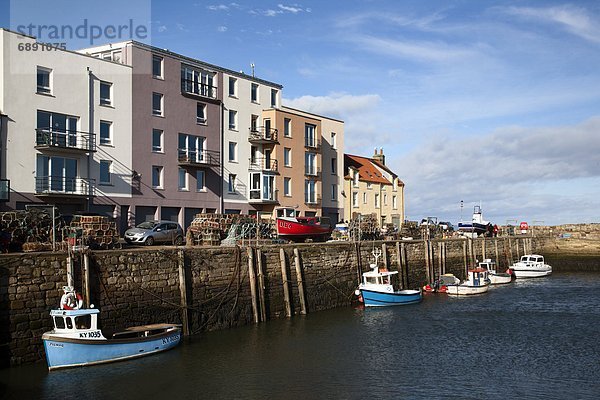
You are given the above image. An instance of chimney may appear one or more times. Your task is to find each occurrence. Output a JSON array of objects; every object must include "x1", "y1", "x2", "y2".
[{"x1": 373, "y1": 147, "x2": 385, "y2": 165}]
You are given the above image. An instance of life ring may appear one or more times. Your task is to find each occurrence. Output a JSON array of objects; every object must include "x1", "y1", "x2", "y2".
[
  {"x1": 387, "y1": 286, "x2": 392, "y2": 292},
  {"x1": 60, "y1": 292, "x2": 83, "y2": 310}
]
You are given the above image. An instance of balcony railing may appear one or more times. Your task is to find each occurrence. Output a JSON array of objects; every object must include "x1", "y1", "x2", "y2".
[
  {"x1": 304, "y1": 167, "x2": 322, "y2": 178},
  {"x1": 181, "y1": 79, "x2": 217, "y2": 99},
  {"x1": 248, "y1": 158, "x2": 278, "y2": 173},
  {"x1": 304, "y1": 138, "x2": 321, "y2": 150},
  {"x1": 248, "y1": 188, "x2": 278, "y2": 203},
  {"x1": 178, "y1": 149, "x2": 220, "y2": 167},
  {"x1": 248, "y1": 127, "x2": 278, "y2": 144},
  {"x1": 305, "y1": 194, "x2": 322, "y2": 205},
  {"x1": 35, "y1": 176, "x2": 93, "y2": 196},
  {"x1": 35, "y1": 129, "x2": 96, "y2": 152}
]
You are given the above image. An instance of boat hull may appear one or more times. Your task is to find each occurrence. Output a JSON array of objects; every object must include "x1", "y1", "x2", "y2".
[
  {"x1": 276, "y1": 218, "x2": 332, "y2": 241},
  {"x1": 42, "y1": 329, "x2": 181, "y2": 370},
  {"x1": 359, "y1": 288, "x2": 422, "y2": 307},
  {"x1": 489, "y1": 273, "x2": 512, "y2": 284},
  {"x1": 512, "y1": 269, "x2": 552, "y2": 278},
  {"x1": 446, "y1": 284, "x2": 490, "y2": 296},
  {"x1": 457, "y1": 222, "x2": 489, "y2": 234}
]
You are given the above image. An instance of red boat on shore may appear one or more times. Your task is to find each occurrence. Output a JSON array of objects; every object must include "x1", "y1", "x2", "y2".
[{"x1": 276, "y1": 208, "x2": 333, "y2": 242}]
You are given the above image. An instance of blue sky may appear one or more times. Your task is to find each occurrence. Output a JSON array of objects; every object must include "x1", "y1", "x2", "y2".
[{"x1": 2, "y1": 1, "x2": 600, "y2": 225}]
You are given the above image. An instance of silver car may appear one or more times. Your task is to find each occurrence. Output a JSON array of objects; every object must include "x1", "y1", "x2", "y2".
[{"x1": 124, "y1": 220, "x2": 184, "y2": 246}]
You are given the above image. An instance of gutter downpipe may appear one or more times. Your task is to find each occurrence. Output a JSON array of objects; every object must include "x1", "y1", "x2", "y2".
[
  {"x1": 87, "y1": 67, "x2": 94, "y2": 211},
  {"x1": 219, "y1": 101, "x2": 224, "y2": 214}
]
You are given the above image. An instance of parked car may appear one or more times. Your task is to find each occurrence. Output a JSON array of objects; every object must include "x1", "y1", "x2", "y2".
[{"x1": 124, "y1": 220, "x2": 184, "y2": 246}]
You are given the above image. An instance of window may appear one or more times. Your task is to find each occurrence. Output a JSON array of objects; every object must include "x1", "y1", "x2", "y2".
[
  {"x1": 375, "y1": 193, "x2": 380, "y2": 208},
  {"x1": 152, "y1": 166, "x2": 163, "y2": 188},
  {"x1": 271, "y1": 88, "x2": 278, "y2": 107},
  {"x1": 367, "y1": 182, "x2": 372, "y2": 189},
  {"x1": 181, "y1": 66, "x2": 216, "y2": 98},
  {"x1": 178, "y1": 168, "x2": 188, "y2": 191},
  {"x1": 196, "y1": 170, "x2": 205, "y2": 191},
  {"x1": 228, "y1": 142, "x2": 237, "y2": 162},
  {"x1": 251, "y1": 115, "x2": 259, "y2": 132},
  {"x1": 37, "y1": 67, "x2": 51, "y2": 94},
  {"x1": 197, "y1": 103, "x2": 206, "y2": 124},
  {"x1": 363, "y1": 192, "x2": 367, "y2": 204},
  {"x1": 36, "y1": 155, "x2": 78, "y2": 193},
  {"x1": 284, "y1": 148, "x2": 291, "y2": 167},
  {"x1": 331, "y1": 132, "x2": 337, "y2": 149},
  {"x1": 352, "y1": 192, "x2": 358, "y2": 208},
  {"x1": 228, "y1": 174, "x2": 237, "y2": 192},
  {"x1": 100, "y1": 160, "x2": 112, "y2": 184},
  {"x1": 331, "y1": 157, "x2": 337, "y2": 174},
  {"x1": 179, "y1": 133, "x2": 206, "y2": 162},
  {"x1": 305, "y1": 124, "x2": 316, "y2": 147},
  {"x1": 228, "y1": 77, "x2": 237, "y2": 97},
  {"x1": 331, "y1": 184, "x2": 337, "y2": 201},
  {"x1": 152, "y1": 129, "x2": 163, "y2": 152},
  {"x1": 228, "y1": 110, "x2": 237, "y2": 130},
  {"x1": 152, "y1": 92, "x2": 163, "y2": 116},
  {"x1": 284, "y1": 177, "x2": 291, "y2": 196},
  {"x1": 305, "y1": 152, "x2": 316, "y2": 175},
  {"x1": 304, "y1": 180, "x2": 316, "y2": 204},
  {"x1": 284, "y1": 118, "x2": 291, "y2": 137},
  {"x1": 99, "y1": 120, "x2": 112, "y2": 146},
  {"x1": 100, "y1": 81, "x2": 112, "y2": 106},
  {"x1": 36, "y1": 111, "x2": 78, "y2": 148},
  {"x1": 251, "y1": 83, "x2": 259, "y2": 103},
  {"x1": 393, "y1": 195, "x2": 397, "y2": 209},
  {"x1": 384, "y1": 194, "x2": 387, "y2": 206},
  {"x1": 152, "y1": 55, "x2": 163, "y2": 78}
]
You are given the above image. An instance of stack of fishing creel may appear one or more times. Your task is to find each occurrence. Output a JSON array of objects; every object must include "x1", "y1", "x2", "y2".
[
  {"x1": 0, "y1": 209, "x2": 67, "y2": 252},
  {"x1": 348, "y1": 213, "x2": 381, "y2": 241},
  {"x1": 67, "y1": 215, "x2": 121, "y2": 250},
  {"x1": 187, "y1": 213, "x2": 263, "y2": 246}
]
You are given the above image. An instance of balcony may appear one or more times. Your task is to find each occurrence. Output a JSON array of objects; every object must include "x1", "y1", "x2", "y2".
[
  {"x1": 248, "y1": 188, "x2": 278, "y2": 204},
  {"x1": 304, "y1": 167, "x2": 322, "y2": 179},
  {"x1": 35, "y1": 129, "x2": 96, "y2": 153},
  {"x1": 178, "y1": 149, "x2": 220, "y2": 167},
  {"x1": 181, "y1": 79, "x2": 217, "y2": 100},
  {"x1": 35, "y1": 176, "x2": 94, "y2": 197},
  {"x1": 304, "y1": 138, "x2": 321, "y2": 150},
  {"x1": 248, "y1": 158, "x2": 278, "y2": 174},
  {"x1": 248, "y1": 126, "x2": 278, "y2": 144},
  {"x1": 305, "y1": 194, "x2": 322, "y2": 206}
]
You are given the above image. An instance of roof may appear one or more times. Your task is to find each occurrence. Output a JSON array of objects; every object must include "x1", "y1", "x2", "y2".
[
  {"x1": 344, "y1": 154, "x2": 392, "y2": 185},
  {"x1": 371, "y1": 159, "x2": 405, "y2": 186}
]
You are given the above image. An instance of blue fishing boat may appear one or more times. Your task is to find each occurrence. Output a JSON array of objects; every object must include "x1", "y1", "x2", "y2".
[
  {"x1": 355, "y1": 250, "x2": 422, "y2": 307},
  {"x1": 458, "y1": 205, "x2": 492, "y2": 236},
  {"x1": 42, "y1": 287, "x2": 181, "y2": 370}
]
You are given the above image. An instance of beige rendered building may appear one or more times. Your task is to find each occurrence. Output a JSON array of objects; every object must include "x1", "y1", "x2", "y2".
[{"x1": 343, "y1": 149, "x2": 405, "y2": 229}]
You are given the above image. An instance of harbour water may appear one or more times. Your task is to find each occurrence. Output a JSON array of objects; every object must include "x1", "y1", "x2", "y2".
[{"x1": 2, "y1": 271, "x2": 600, "y2": 399}]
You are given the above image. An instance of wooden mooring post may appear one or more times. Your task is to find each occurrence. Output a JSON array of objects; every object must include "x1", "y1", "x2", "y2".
[
  {"x1": 279, "y1": 248, "x2": 292, "y2": 317},
  {"x1": 177, "y1": 249, "x2": 190, "y2": 336},
  {"x1": 256, "y1": 248, "x2": 267, "y2": 322},
  {"x1": 247, "y1": 247, "x2": 259, "y2": 324},
  {"x1": 83, "y1": 252, "x2": 91, "y2": 308},
  {"x1": 293, "y1": 248, "x2": 307, "y2": 315},
  {"x1": 463, "y1": 240, "x2": 468, "y2": 278},
  {"x1": 66, "y1": 255, "x2": 74, "y2": 288},
  {"x1": 382, "y1": 243, "x2": 389, "y2": 270},
  {"x1": 424, "y1": 240, "x2": 431, "y2": 284},
  {"x1": 494, "y1": 239, "x2": 499, "y2": 267}
]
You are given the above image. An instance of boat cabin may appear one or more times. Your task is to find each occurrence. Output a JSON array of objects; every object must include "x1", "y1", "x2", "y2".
[
  {"x1": 48, "y1": 308, "x2": 106, "y2": 340},
  {"x1": 479, "y1": 259, "x2": 497, "y2": 272},
  {"x1": 276, "y1": 207, "x2": 297, "y2": 218},
  {"x1": 519, "y1": 254, "x2": 545, "y2": 265},
  {"x1": 361, "y1": 266, "x2": 399, "y2": 287},
  {"x1": 467, "y1": 268, "x2": 490, "y2": 286}
]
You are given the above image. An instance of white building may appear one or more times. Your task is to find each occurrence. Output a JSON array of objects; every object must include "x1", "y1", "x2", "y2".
[{"x1": 0, "y1": 29, "x2": 132, "y2": 215}]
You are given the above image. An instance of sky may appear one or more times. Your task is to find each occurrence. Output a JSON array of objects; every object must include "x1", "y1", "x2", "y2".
[{"x1": 2, "y1": 0, "x2": 600, "y2": 226}]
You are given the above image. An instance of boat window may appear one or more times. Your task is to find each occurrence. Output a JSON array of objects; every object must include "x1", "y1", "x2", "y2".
[
  {"x1": 66, "y1": 317, "x2": 73, "y2": 329},
  {"x1": 54, "y1": 316, "x2": 65, "y2": 329},
  {"x1": 366, "y1": 277, "x2": 378, "y2": 284},
  {"x1": 75, "y1": 315, "x2": 92, "y2": 329}
]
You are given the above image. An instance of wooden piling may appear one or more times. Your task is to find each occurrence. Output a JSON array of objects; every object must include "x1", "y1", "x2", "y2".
[
  {"x1": 396, "y1": 242, "x2": 403, "y2": 289},
  {"x1": 256, "y1": 248, "x2": 267, "y2": 322},
  {"x1": 401, "y1": 242, "x2": 409, "y2": 288},
  {"x1": 279, "y1": 248, "x2": 292, "y2": 317},
  {"x1": 463, "y1": 240, "x2": 468, "y2": 278},
  {"x1": 177, "y1": 249, "x2": 190, "y2": 336},
  {"x1": 382, "y1": 243, "x2": 389, "y2": 270},
  {"x1": 66, "y1": 255, "x2": 74, "y2": 288},
  {"x1": 424, "y1": 240, "x2": 431, "y2": 284},
  {"x1": 293, "y1": 248, "x2": 307, "y2": 315},
  {"x1": 482, "y1": 238, "x2": 486, "y2": 260},
  {"x1": 494, "y1": 239, "x2": 499, "y2": 266},
  {"x1": 83, "y1": 252, "x2": 90, "y2": 308},
  {"x1": 247, "y1": 247, "x2": 259, "y2": 324},
  {"x1": 437, "y1": 241, "x2": 443, "y2": 280}
]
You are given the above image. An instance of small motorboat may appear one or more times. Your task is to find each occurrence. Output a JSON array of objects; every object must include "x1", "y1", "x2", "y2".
[
  {"x1": 479, "y1": 259, "x2": 513, "y2": 284},
  {"x1": 458, "y1": 205, "x2": 492, "y2": 236},
  {"x1": 510, "y1": 254, "x2": 552, "y2": 278},
  {"x1": 276, "y1": 207, "x2": 333, "y2": 242},
  {"x1": 355, "y1": 249, "x2": 422, "y2": 307},
  {"x1": 423, "y1": 273, "x2": 460, "y2": 293},
  {"x1": 445, "y1": 268, "x2": 491, "y2": 296},
  {"x1": 42, "y1": 287, "x2": 181, "y2": 370}
]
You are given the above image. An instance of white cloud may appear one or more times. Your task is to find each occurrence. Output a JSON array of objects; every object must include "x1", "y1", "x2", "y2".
[
  {"x1": 157, "y1": 25, "x2": 167, "y2": 33},
  {"x1": 207, "y1": 4, "x2": 229, "y2": 11},
  {"x1": 217, "y1": 26, "x2": 228, "y2": 32},
  {"x1": 284, "y1": 92, "x2": 381, "y2": 119},
  {"x1": 501, "y1": 5, "x2": 600, "y2": 43}
]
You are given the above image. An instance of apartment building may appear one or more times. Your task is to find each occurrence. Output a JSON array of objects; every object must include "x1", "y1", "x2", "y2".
[
  {"x1": 279, "y1": 106, "x2": 344, "y2": 223},
  {"x1": 221, "y1": 70, "x2": 282, "y2": 215},
  {"x1": 344, "y1": 149, "x2": 405, "y2": 228},
  {"x1": 0, "y1": 29, "x2": 133, "y2": 221}
]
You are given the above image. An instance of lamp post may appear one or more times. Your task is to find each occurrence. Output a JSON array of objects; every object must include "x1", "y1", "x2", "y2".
[{"x1": 460, "y1": 200, "x2": 464, "y2": 223}]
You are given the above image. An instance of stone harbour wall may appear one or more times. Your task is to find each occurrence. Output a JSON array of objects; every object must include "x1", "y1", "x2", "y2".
[{"x1": 0, "y1": 234, "x2": 592, "y2": 367}]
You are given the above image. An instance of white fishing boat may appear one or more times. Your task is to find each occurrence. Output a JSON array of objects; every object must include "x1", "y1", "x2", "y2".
[
  {"x1": 446, "y1": 268, "x2": 490, "y2": 296},
  {"x1": 510, "y1": 254, "x2": 552, "y2": 278},
  {"x1": 479, "y1": 259, "x2": 513, "y2": 284}
]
